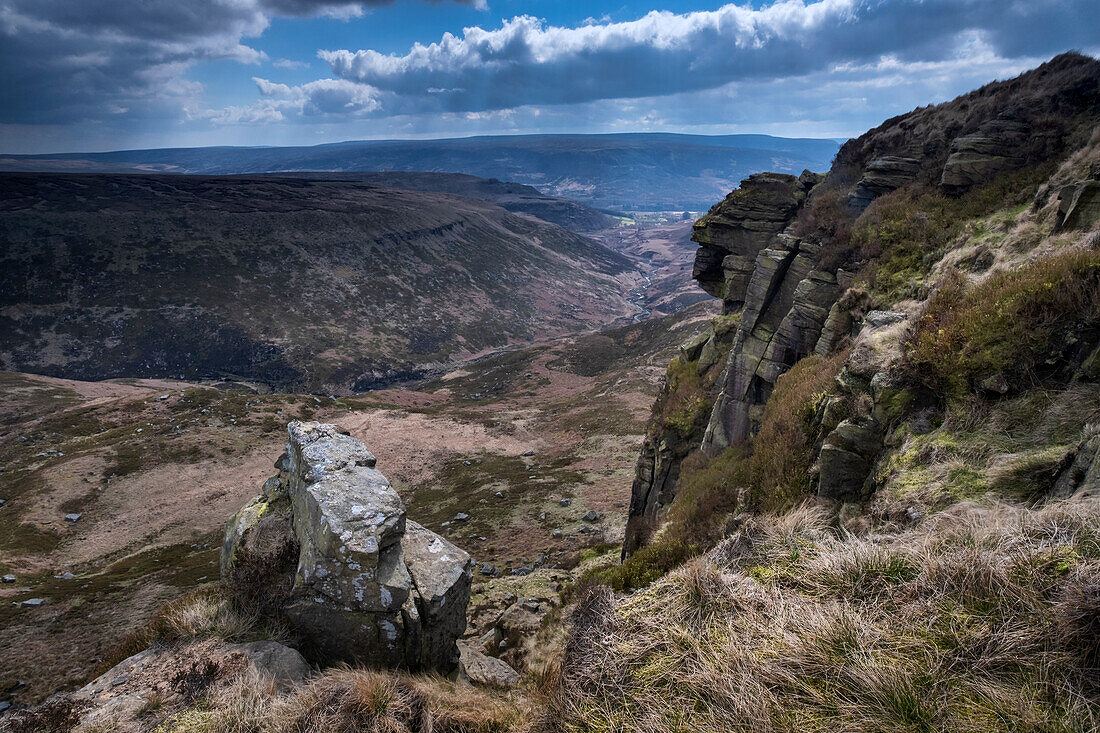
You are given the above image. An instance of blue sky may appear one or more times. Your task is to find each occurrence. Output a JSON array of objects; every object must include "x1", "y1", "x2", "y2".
[{"x1": 1, "y1": 0, "x2": 1098, "y2": 153}]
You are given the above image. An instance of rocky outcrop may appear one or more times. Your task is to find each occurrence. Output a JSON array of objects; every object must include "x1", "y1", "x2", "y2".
[
  {"x1": 69, "y1": 640, "x2": 309, "y2": 732},
  {"x1": 623, "y1": 54, "x2": 1100, "y2": 562},
  {"x1": 849, "y1": 156, "x2": 921, "y2": 212},
  {"x1": 831, "y1": 54, "x2": 1100, "y2": 209},
  {"x1": 940, "y1": 119, "x2": 1029, "y2": 193},
  {"x1": 457, "y1": 641, "x2": 521, "y2": 687},
  {"x1": 818, "y1": 418, "x2": 884, "y2": 501},
  {"x1": 1051, "y1": 426, "x2": 1100, "y2": 499},
  {"x1": 221, "y1": 421, "x2": 472, "y2": 672},
  {"x1": 1056, "y1": 170, "x2": 1100, "y2": 230},
  {"x1": 692, "y1": 173, "x2": 817, "y2": 310},
  {"x1": 622, "y1": 316, "x2": 738, "y2": 558},
  {"x1": 700, "y1": 236, "x2": 840, "y2": 450}
]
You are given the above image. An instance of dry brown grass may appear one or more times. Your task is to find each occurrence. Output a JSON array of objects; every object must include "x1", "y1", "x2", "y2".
[
  {"x1": 545, "y1": 497, "x2": 1100, "y2": 732},
  {"x1": 152, "y1": 666, "x2": 530, "y2": 733}
]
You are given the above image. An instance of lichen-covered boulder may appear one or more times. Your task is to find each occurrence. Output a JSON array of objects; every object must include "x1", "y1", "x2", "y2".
[{"x1": 221, "y1": 421, "x2": 472, "y2": 672}]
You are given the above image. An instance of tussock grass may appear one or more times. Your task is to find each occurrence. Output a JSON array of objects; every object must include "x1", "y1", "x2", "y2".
[
  {"x1": 155, "y1": 667, "x2": 529, "y2": 733},
  {"x1": 93, "y1": 585, "x2": 284, "y2": 681},
  {"x1": 547, "y1": 498, "x2": 1100, "y2": 732},
  {"x1": 748, "y1": 352, "x2": 847, "y2": 510}
]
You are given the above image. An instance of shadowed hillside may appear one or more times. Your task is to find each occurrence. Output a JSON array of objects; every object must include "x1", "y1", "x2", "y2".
[
  {"x1": 0, "y1": 173, "x2": 640, "y2": 393},
  {"x1": 262, "y1": 171, "x2": 620, "y2": 233}
]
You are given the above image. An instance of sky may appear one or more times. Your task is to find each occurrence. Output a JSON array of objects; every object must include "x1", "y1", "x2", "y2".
[{"x1": 1, "y1": 0, "x2": 1098, "y2": 153}]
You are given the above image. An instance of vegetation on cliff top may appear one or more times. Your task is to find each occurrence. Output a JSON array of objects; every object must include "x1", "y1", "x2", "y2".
[{"x1": 552, "y1": 500, "x2": 1100, "y2": 733}]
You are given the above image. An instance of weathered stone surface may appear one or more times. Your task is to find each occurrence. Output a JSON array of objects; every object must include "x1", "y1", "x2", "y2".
[
  {"x1": 941, "y1": 120, "x2": 1028, "y2": 192},
  {"x1": 702, "y1": 240, "x2": 840, "y2": 449},
  {"x1": 70, "y1": 640, "x2": 309, "y2": 731},
  {"x1": 222, "y1": 421, "x2": 471, "y2": 672},
  {"x1": 1056, "y1": 180, "x2": 1100, "y2": 230},
  {"x1": 402, "y1": 520, "x2": 473, "y2": 671},
  {"x1": 457, "y1": 641, "x2": 521, "y2": 686},
  {"x1": 818, "y1": 419, "x2": 883, "y2": 501},
  {"x1": 849, "y1": 156, "x2": 921, "y2": 211},
  {"x1": 692, "y1": 245, "x2": 727, "y2": 299},
  {"x1": 692, "y1": 173, "x2": 816, "y2": 310},
  {"x1": 220, "y1": 493, "x2": 298, "y2": 615},
  {"x1": 234, "y1": 640, "x2": 311, "y2": 691},
  {"x1": 1051, "y1": 429, "x2": 1100, "y2": 499}
]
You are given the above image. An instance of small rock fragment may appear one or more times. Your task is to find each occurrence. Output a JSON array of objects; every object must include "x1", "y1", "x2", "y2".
[
  {"x1": 454, "y1": 512, "x2": 470, "y2": 522},
  {"x1": 1, "y1": 575, "x2": 15, "y2": 584},
  {"x1": 582, "y1": 510, "x2": 600, "y2": 522},
  {"x1": 559, "y1": 498, "x2": 571, "y2": 507},
  {"x1": 21, "y1": 598, "x2": 45, "y2": 607},
  {"x1": 64, "y1": 513, "x2": 82, "y2": 523}
]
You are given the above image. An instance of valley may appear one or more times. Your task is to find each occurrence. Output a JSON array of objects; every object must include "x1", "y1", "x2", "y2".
[
  {"x1": 0, "y1": 300, "x2": 717, "y2": 704},
  {"x1": 0, "y1": 173, "x2": 645, "y2": 394},
  {"x1": 1, "y1": 47, "x2": 1100, "y2": 733}
]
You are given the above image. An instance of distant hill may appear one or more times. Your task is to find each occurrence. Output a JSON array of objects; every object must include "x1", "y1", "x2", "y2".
[
  {"x1": 262, "y1": 171, "x2": 619, "y2": 233},
  {"x1": 0, "y1": 133, "x2": 841, "y2": 211},
  {"x1": 0, "y1": 173, "x2": 640, "y2": 393}
]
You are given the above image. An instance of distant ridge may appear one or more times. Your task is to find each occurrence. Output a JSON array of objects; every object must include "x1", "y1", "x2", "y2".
[{"x1": 0, "y1": 133, "x2": 840, "y2": 211}]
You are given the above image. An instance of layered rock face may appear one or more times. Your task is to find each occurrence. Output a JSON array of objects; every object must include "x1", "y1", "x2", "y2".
[
  {"x1": 221, "y1": 421, "x2": 472, "y2": 672},
  {"x1": 692, "y1": 172, "x2": 820, "y2": 309},
  {"x1": 691, "y1": 172, "x2": 842, "y2": 450},
  {"x1": 623, "y1": 53, "x2": 1100, "y2": 559},
  {"x1": 622, "y1": 315, "x2": 738, "y2": 558},
  {"x1": 940, "y1": 119, "x2": 1029, "y2": 193},
  {"x1": 833, "y1": 53, "x2": 1100, "y2": 212},
  {"x1": 1056, "y1": 165, "x2": 1100, "y2": 230}
]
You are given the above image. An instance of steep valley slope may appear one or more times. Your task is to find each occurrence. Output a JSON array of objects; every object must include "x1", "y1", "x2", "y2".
[{"x1": 0, "y1": 174, "x2": 641, "y2": 394}]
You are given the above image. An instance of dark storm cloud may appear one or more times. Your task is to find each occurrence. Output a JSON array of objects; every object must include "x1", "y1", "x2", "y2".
[
  {"x1": 318, "y1": 0, "x2": 1100, "y2": 114},
  {"x1": 0, "y1": 0, "x2": 478, "y2": 127}
]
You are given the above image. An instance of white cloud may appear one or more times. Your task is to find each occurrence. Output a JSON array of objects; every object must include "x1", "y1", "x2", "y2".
[
  {"x1": 0, "y1": 0, "x2": 485, "y2": 130},
  {"x1": 274, "y1": 58, "x2": 311, "y2": 69},
  {"x1": 318, "y1": 0, "x2": 1100, "y2": 114}
]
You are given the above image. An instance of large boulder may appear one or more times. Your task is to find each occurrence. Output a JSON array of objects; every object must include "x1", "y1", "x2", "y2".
[
  {"x1": 818, "y1": 419, "x2": 884, "y2": 501},
  {"x1": 221, "y1": 421, "x2": 472, "y2": 672}
]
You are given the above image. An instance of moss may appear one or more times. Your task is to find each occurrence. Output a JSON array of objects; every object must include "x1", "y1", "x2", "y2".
[
  {"x1": 583, "y1": 539, "x2": 698, "y2": 592},
  {"x1": 657, "y1": 357, "x2": 711, "y2": 439},
  {"x1": 710, "y1": 312, "x2": 742, "y2": 337}
]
